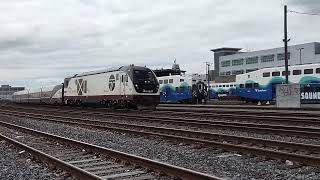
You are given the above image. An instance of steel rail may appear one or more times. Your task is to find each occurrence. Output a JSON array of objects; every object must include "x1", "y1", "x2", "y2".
[
  {"x1": 0, "y1": 120, "x2": 222, "y2": 180},
  {"x1": 1, "y1": 111, "x2": 320, "y2": 166},
  {"x1": 4, "y1": 103, "x2": 320, "y2": 117},
  {"x1": 2, "y1": 104, "x2": 320, "y2": 125},
  {"x1": 0, "y1": 134, "x2": 104, "y2": 180},
  {"x1": 157, "y1": 106, "x2": 320, "y2": 118},
  {"x1": 158, "y1": 104, "x2": 320, "y2": 111},
  {"x1": 1, "y1": 108, "x2": 320, "y2": 139}
]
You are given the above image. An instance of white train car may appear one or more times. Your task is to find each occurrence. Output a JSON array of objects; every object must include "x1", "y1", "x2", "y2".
[
  {"x1": 64, "y1": 65, "x2": 160, "y2": 109},
  {"x1": 235, "y1": 63, "x2": 320, "y2": 103},
  {"x1": 12, "y1": 85, "x2": 62, "y2": 104}
]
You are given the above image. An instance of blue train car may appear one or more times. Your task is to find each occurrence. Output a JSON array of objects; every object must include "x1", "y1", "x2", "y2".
[{"x1": 235, "y1": 63, "x2": 320, "y2": 103}]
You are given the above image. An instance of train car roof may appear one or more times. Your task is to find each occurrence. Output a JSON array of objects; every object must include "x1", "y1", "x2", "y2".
[
  {"x1": 237, "y1": 63, "x2": 320, "y2": 78},
  {"x1": 66, "y1": 65, "x2": 153, "y2": 78},
  {"x1": 67, "y1": 66, "x2": 123, "y2": 78},
  {"x1": 13, "y1": 85, "x2": 62, "y2": 95}
]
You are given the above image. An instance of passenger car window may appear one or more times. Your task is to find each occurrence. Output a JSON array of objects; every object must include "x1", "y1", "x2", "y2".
[
  {"x1": 159, "y1": 80, "x2": 163, "y2": 84},
  {"x1": 293, "y1": 70, "x2": 302, "y2": 75},
  {"x1": 316, "y1": 68, "x2": 320, "y2": 74},
  {"x1": 282, "y1": 71, "x2": 290, "y2": 76},
  {"x1": 304, "y1": 69, "x2": 313, "y2": 74},
  {"x1": 169, "y1": 79, "x2": 173, "y2": 83},
  {"x1": 263, "y1": 72, "x2": 270, "y2": 77},
  {"x1": 245, "y1": 83, "x2": 253, "y2": 88},
  {"x1": 272, "y1": 71, "x2": 280, "y2": 76}
]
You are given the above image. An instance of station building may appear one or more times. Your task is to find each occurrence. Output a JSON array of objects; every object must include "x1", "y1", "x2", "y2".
[
  {"x1": 210, "y1": 42, "x2": 320, "y2": 81},
  {"x1": 0, "y1": 85, "x2": 25, "y2": 99}
]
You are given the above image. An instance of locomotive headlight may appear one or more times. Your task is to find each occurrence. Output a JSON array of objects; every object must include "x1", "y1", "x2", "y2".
[{"x1": 134, "y1": 84, "x2": 139, "y2": 88}]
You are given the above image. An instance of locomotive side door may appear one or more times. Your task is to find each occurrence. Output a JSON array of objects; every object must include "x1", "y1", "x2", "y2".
[{"x1": 119, "y1": 73, "x2": 126, "y2": 97}]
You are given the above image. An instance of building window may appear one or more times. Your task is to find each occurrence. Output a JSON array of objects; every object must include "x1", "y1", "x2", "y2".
[
  {"x1": 164, "y1": 79, "x2": 168, "y2": 84},
  {"x1": 304, "y1": 69, "x2": 313, "y2": 74},
  {"x1": 282, "y1": 71, "x2": 291, "y2": 76},
  {"x1": 232, "y1": 59, "x2": 244, "y2": 66},
  {"x1": 272, "y1": 71, "x2": 280, "y2": 76},
  {"x1": 293, "y1": 70, "x2": 302, "y2": 75},
  {"x1": 221, "y1": 61, "x2": 230, "y2": 67},
  {"x1": 277, "y1": 52, "x2": 291, "y2": 61},
  {"x1": 159, "y1": 80, "x2": 163, "y2": 84},
  {"x1": 316, "y1": 68, "x2": 320, "y2": 74},
  {"x1": 169, "y1": 79, "x2": 173, "y2": 83},
  {"x1": 261, "y1": 54, "x2": 275, "y2": 63},
  {"x1": 246, "y1": 56, "x2": 259, "y2": 64},
  {"x1": 263, "y1": 72, "x2": 270, "y2": 77},
  {"x1": 220, "y1": 72, "x2": 226, "y2": 76}
]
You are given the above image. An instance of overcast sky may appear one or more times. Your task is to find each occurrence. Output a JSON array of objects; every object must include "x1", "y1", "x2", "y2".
[{"x1": 0, "y1": 0, "x2": 319, "y2": 88}]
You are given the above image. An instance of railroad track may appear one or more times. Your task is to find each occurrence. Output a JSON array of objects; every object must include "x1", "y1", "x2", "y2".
[
  {"x1": 157, "y1": 105, "x2": 320, "y2": 118},
  {"x1": 3, "y1": 104, "x2": 320, "y2": 127},
  {"x1": 158, "y1": 104, "x2": 320, "y2": 111},
  {"x1": 1, "y1": 109, "x2": 320, "y2": 167},
  {"x1": 0, "y1": 120, "x2": 220, "y2": 180},
  {"x1": 1, "y1": 107, "x2": 320, "y2": 139}
]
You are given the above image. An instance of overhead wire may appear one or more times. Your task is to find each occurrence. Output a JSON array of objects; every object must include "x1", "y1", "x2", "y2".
[{"x1": 288, "y1": 10, "x2": 320, "y2": 16}]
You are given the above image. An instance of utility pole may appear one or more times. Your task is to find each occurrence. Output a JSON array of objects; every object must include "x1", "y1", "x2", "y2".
[
  {"x1": 284, "y1": 5, "x2": 290, "y2": 84},
  {"x1": 205, "y1": 62, "x2": 211, "y2": 87}
]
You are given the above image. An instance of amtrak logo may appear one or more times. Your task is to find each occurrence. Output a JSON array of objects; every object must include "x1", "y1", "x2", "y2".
[
  {"x1": 75, "y1": 79, "x2": 87, "y2": 95},
  {"x1": 109, "y1": 75, "x2": 115, "y2": 91}
]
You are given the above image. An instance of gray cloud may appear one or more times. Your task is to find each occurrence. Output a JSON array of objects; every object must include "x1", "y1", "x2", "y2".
[
  {"x1": 0, "y1": 0, "x2": 319, "y2": 88},
  {"x1": 288, "y1": 0, "x2": 320, "y2": 11}
]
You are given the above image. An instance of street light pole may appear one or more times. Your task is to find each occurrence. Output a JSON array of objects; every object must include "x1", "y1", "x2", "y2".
[{"x1": 298, "y1": 47, "x2": 304, "y2": 65}]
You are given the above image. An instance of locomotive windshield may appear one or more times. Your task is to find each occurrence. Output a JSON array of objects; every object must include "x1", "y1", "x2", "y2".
[
  {"x1": 131, "y1": 69, "x2": 159, "y2": 93},
  {"x1": 133, "y1": 70, "x2": 157, "y2": 84}
]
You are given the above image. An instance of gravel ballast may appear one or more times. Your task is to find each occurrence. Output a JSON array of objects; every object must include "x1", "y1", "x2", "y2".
[
  {"x1": 31, "y1": 110, "x2": 320, "y2": 146},
  {"x1": 0, "y1": 139, "x2": 65, "y2": 180},
  {"x1": 1, "y1": 115, "x2": 320, "y2": 180}
]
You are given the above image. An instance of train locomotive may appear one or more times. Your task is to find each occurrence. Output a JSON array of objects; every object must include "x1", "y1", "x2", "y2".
[{"x1": 12, "y1": 65, "x2": 160, "y2": 109}]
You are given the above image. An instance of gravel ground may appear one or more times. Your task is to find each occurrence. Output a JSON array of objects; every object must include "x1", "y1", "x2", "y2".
[
  {"x1": 32, "y1": 110, "x2": 320, "y2": 146},
  {"x1": 93, "y1": 116, "x2": 320, "y2": 145},
  {"x1": 0, "y1": 126, "x2": 171, "y2": 180},
  {"x1": 0, "y1": 139, "x2": 66, "y2": 180},
  {"x1": 1, "y1": 115, "x2": 320, "y2": 180}
]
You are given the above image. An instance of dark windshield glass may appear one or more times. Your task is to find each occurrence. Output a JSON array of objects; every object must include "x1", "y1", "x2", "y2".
[{"x1": 133, "y1": 70, "x2": 157, "y2": 84}]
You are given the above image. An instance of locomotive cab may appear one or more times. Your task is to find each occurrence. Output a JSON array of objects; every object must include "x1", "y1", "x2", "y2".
[{"x1": 131, "y1": 68, "x2": 159, "y2": 93}]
